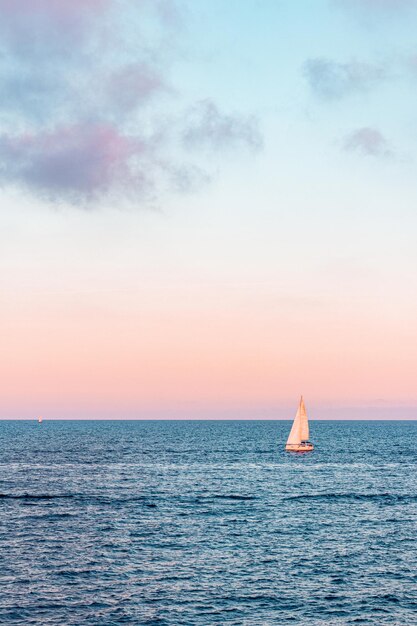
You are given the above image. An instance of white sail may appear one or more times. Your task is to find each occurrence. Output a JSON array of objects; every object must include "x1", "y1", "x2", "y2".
[
  {"x1": 299, "y1": 397, "x2": 309, "y2": 441},
  {"x1": 286, "y1": 405, "x2": 302, "y2": 445},
  {"x1": 286, "y1": 396, "x2": 308, "y2": 445}
]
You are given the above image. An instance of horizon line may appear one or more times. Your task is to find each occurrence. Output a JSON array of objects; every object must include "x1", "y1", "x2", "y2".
[{"x1": 1, "y1": 417, "x2": 417, "y2": 422}]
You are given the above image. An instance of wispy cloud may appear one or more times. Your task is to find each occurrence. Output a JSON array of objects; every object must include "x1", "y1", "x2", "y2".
[
  {"x1": 343, "y1": 127, "x2": 391, "y2": 157},
  {"x1": 304, "y1": 58, "x2": 387, "y2": 100},
  {"x1": 183, "y1": 100, "x2": 263, "y2": 152},
  {"x1": 0, "y1": 1, "x2": 262, "y2": 206}
]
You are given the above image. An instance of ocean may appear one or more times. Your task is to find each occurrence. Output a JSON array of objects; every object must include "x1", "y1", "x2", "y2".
[{"x1": 1, "y1": 420, "x2": 416, "y2": 625}]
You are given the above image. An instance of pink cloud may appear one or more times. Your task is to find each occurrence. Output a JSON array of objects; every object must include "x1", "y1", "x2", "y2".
[
  {"x1": 0, "y1": 1, "x2": 263, "y2": 205},
  {"x1": 343, "y1": 127, "x2": 391, "y2": 157},
  {"x1": 0, "y1": 124, "x2": 149, "y2": 202}
]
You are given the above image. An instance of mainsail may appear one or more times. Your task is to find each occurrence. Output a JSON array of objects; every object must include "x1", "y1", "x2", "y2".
[
  {"x1": 299, "y1": 397, "x2": 309, "y2": 441},
  {"x1": 286, "y1": 396, "x2": 309, "y2": 445}
]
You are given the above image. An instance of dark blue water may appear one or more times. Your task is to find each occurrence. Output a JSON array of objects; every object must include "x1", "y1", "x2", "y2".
[{"x1": 1, "y1": 420, "x2": 416, "y2": 625}]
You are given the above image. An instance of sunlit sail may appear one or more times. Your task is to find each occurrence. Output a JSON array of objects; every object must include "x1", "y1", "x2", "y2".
[{"x1": 285, "y1": 396, "x2": 314, "y2": 452}]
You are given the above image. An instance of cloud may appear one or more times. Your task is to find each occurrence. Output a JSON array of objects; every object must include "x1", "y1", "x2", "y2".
[
  {"x1": 304, "y1": 58, "x2": 386, "y2": 99},
  {"x1": 343, "y1": 127, "x2": 391, "y2": 157},
  {"x1": 105, "y1": 63, "x2": 167, "y2": 115},
  {"x1": 0, "y1": 1, "x2": 262, "y2": 206},
  {"x1": 183, "y1": 100, "x2": 263, "y2": 152},
  {"x1": 0, "y1": 124, "x2": 152, "y2": 203},
  {"x1": 0, "y1": 0, "x2": 109, "y2": 62}
]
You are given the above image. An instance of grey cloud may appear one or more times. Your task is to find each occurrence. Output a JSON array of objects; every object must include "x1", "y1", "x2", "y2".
[
  {"x1": 105, "y1": 63, "x2": 168, "y2": 115},
  {"x1": 182, "y1": 99, "x2": 263, "y2": 152},
  {"x1": 0, "y1": 124, "x2": 151, "y2": 203},
  {"x1": 168, "y1": 164, "x2": 212, "y2": 194},
  {"x1": 0, "y1": 1, "x2": 166, "y2": 126},
  {"x1": 0, "y1": 0, "x2": 108, "y2": 63},
  {"x1": 343, "y1": 127, "x2": 391, "y2": 157},
  {"x1": 0, "y1": 1, "x2": 262, "y2": 206},
  {"x1": 304, "y1": 58, "x2": 387, "y2": 100}
]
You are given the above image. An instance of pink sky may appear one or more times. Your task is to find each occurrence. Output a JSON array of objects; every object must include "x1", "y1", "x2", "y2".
[
  {"x1": 1, "y1": 201, "x2": 416, "y2": 419},
  {"x1": 1, "y1": 2, "x2": 417, "y2": 419}
]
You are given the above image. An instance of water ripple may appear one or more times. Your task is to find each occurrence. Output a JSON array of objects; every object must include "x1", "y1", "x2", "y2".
[{"x1": 1, "y1": 419, "x2": 416, "y2": 625}]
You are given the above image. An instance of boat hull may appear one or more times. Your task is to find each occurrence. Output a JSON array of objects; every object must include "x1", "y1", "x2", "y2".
[{"x1": 285, "y1": 442, "x2": 314, "y2": 452}]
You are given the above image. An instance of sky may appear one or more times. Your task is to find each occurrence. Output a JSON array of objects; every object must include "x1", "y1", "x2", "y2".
[{"x1": 1, "y1": 0, "x2": 417, "y2": 419}]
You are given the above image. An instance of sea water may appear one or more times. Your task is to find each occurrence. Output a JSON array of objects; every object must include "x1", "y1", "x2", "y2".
[{"x1": 0, "y1": 420, "x2": 416, "y2": 625}]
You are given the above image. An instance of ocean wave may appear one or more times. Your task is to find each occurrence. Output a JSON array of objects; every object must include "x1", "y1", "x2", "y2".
[
  {"x1": 0, "y1": 494, "x2": 74, "y2": 501},
  {"x1": 212, "y1": 494, "x2": 257, "y2": 501},
  {"x1": 287, "y1": 493, "x2": 417, "y2": 503},
  {"x1": 0, "y1": 493, "x2": 157, "y2": 506}
]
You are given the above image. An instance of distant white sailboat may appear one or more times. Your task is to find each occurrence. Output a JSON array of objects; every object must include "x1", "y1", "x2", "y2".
[
  {"x1": 38, "y1": 416, "x2": 43, "y2": 424},
  {"x1": 285, "y1": 396, "x2": 314, "y2": 452}
]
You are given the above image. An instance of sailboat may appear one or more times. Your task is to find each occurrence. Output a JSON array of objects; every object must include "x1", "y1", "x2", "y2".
[
  {"x1": 38, "y1": 416, "x2": 43, "y2": 424},
  {"x1": 285, "y1": 396, "x2": 314, "y2": 452}
]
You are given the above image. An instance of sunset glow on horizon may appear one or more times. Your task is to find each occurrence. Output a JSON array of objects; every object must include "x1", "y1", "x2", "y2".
[{"x1": 1, "y1": 1, "x2": 417, "y2": 419}]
